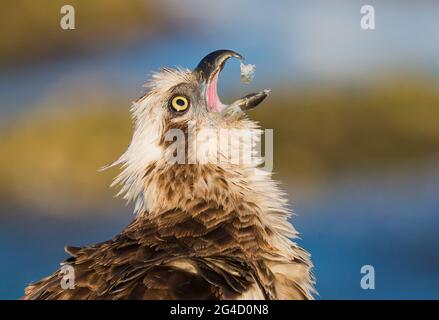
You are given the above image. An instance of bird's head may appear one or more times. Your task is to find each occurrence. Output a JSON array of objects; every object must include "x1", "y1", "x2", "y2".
[{"x1": 110, "y1": 50, "x2": 270, "y2": 213}]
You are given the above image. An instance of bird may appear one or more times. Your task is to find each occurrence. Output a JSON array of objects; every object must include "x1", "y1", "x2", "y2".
[{"x1": 23, "y1": 50, "x2": 315, "y2": 300}]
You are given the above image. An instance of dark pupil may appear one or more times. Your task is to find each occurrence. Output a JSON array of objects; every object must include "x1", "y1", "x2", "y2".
[{"x1": 176, "y1": 98, "x2": 185, "y2": 107}]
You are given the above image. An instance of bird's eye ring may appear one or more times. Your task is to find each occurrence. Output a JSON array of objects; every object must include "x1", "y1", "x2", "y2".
[{"x1": 170, "y1": 95, "x2": 189, "y2": 112}]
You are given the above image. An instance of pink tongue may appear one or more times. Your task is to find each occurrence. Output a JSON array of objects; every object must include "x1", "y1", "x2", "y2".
[{"x1": 206, "y1": 74, "x2": 225, "y2": 112}]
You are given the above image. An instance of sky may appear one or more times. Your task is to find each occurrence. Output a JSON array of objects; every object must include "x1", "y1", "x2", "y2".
[{"x1": 1, "y1": 0, "x2": 439, "y2": 114}]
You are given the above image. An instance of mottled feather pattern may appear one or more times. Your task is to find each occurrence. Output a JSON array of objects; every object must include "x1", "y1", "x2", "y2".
[
  {"x1": 24, "y1": 164, "x2": 314, "y2": 300},
  {"x1": 23, "y1": 65, "x2": 315, "y2": 300}
]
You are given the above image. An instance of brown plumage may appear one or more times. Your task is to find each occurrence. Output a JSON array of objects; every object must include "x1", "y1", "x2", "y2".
[{"x1": 23, "y1": 50, "x2": 315, "y2": 300}]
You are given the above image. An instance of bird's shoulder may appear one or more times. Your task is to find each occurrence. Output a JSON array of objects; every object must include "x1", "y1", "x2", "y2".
[{"x1": 23, "y1": 216, "x2": 262, "y2": 300}]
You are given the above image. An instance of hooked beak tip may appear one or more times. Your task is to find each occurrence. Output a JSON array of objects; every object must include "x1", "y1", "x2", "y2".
[
  {"x1": 194, "y1": 49, "x2": 243, "y2": 82},
  {"x1": 195, "y1": 50, "x2": 243, "y2": 113},
  {"x1": 194, "y1": 50, "x2": 269, "y2": 115}
]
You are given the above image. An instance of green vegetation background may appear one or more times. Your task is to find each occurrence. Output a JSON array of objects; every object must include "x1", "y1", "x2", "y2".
[{"x1": 2, "y1": 77, "x2": 439, "y2": 212}]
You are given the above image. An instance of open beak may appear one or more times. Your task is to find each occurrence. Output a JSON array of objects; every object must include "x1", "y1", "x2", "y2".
[{"x1": 194, "y1": 49, "x2": 269, "y2": 115}]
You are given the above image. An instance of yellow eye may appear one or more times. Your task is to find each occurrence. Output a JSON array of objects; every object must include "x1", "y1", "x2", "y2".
[{"x1": 170, "y1": 95, "x2": 189, "y2": 112}]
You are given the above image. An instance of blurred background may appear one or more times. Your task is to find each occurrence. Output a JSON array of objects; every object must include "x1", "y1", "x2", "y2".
[{"x1": 1, "y1": 0, "x2": 438, "y2": 299}]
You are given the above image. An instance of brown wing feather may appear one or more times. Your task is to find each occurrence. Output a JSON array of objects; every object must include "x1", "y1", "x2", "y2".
[
  {"x1": 23, "y1": 193, "x2": 313, "y2": 299},
  {"x1": 23, "y1": 213, "x2": 259, "y2": 300}
]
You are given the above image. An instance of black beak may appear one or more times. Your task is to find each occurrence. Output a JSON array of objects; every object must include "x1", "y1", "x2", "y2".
[
  {"x1": 194, "y1": 49, "x2": 243, "y2": 83},
  {"x1": 229, "y1": 89, "x2": 270, "y2": 111},
  {"x1": 194, "y1": 49, "x2": 269, "y2": 115}
]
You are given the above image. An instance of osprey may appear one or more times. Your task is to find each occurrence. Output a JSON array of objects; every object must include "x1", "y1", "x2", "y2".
[{"x1": 23, "y1": 50, "x2": 315, "y2": 300}]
